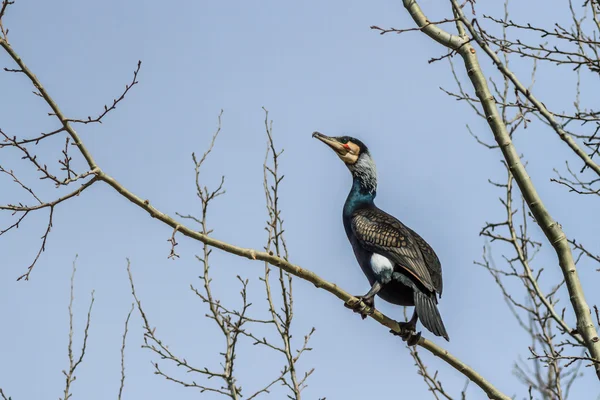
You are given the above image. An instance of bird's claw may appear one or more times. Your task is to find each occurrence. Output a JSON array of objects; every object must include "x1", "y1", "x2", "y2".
[
  {"x1": 390, "y1": 322, "x2": 421, "y2": 346},
  {"x1": 405, "y1": 331, "x2": 421, "y2": 346},
  {"x1": 344, "y1": 296, "x2": 374, "y2": 320}
]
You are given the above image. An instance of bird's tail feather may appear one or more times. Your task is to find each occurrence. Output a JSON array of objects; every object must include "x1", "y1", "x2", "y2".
[{"x1": 414, "y1": 290, "x2": 449, "y2": 341}]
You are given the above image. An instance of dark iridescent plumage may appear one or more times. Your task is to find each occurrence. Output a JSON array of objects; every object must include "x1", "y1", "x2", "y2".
[
  {"x1": 313, "y1": 131, "x2": 449, "y2": 342},
  {"x1": 351, "y1": 207, "x2": 440, "y2": 293}
]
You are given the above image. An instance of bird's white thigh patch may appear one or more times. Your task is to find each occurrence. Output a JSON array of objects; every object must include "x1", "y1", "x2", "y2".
[{"x1": 370, "y1": 253, "x2": 394, "y2": 282}]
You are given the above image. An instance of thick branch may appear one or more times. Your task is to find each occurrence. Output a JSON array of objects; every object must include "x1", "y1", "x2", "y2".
[
  {"x1": 96, "y1": 169, "x2": 509, "y2": 400},
  {"x1": 0, "y1": 37, "x2": 98, "y2": 169},
  {"x1": 451, "y1": 0, "x2": 600, "y2": 379},
  {"x1": 462, "y1": 9, "x2": 600, "y2": 176},
  {"x1": 402, "y1": 0, "x2": 600, "y2": 380}
]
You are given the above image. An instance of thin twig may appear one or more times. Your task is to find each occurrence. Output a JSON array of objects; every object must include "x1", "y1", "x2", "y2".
[
  {"x1": 118, "y1": 303, "x2": 135, "y2": 400},
  {"x1": 61, "y1": 257, "x2": 95, "y2": 400}
]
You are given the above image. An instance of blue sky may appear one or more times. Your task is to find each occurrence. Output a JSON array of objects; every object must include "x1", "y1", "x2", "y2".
[{"x1": 1, "y1": 0, "x2": 599, "y2": 399}]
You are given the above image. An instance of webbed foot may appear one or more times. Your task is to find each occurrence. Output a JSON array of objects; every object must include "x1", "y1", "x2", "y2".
[
  {"x1": 344, "y1": 295, "x2": 375, "y2": 320},
  {"x1": 390, "y1": 320, "x2": 422, "y2": 346}
]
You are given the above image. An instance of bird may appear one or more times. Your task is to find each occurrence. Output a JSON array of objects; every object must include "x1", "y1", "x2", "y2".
[{"x1": 312, "y1": 131, "x2": 449, "y2": 345}]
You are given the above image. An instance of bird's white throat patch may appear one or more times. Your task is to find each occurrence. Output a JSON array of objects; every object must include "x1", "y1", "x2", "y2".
[
  {"x1": 350, "y1": 153, "x2": 377, "y2": 194},
  {"x1": 370, "y1": 253, "x2": 393, "y2": 282}
]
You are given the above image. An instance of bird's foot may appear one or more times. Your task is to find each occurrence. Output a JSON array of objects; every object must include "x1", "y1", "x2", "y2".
[
  {"x1": 344, "y1": 295, "x2": 374, "y2": 320},
  {"x1": 390, "y1": 321, "x2": 421, "y2": 346}
]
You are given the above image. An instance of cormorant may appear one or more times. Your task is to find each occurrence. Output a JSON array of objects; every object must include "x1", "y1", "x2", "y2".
[{"x1": 313, "y1": 132, "x2": 449, "y2": 344}]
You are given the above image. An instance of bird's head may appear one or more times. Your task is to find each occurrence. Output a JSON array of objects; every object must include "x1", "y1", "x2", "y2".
[
  {"x1": 312, "y1": 131, "x2": 377, "y2": 194},
  {"x1": 311, "y1": 132, "x2": 369, "y2": 165}
]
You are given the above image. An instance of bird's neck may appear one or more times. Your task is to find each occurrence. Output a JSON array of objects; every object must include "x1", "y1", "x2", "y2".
[{"x1": 344, "y1": 155, "x2": 377, "y2": 215}]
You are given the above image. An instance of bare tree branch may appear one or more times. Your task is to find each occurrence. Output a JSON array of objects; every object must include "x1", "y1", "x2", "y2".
[
  {"x1": 405, "y1": 310, "x2": 456, "y2": 400},
  {"x1": 118, "y1": 303, "x2": 134, "y2": 400},
  {"x1": 260, "y1": 108, "x2": 315, "y2": 399},
  {"x1": 65, "y1": 61, "x2": 141, "y2": 125},
  {"x1": 61, "y1": 257, "x2": 95, "y2": 400},
  {"x1": 0, "y1": 387, "x2": 11, "y2": 400},
  {"x1": 398, "y1": 0, "x2": 600, "y2": 380}
]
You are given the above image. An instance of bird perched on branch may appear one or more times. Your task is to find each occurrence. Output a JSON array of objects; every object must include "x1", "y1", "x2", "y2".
[{"x1": 312, "y1": 132, "x2": 449, "y2": 345}]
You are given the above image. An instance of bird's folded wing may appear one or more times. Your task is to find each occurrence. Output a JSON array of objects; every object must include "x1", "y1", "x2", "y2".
[
  {"x1": 351, "y1": 208, "x2": 435, "y2": 292},
  {"x1": 406, "y1": 226, "x2": 443, "y2": 295}
]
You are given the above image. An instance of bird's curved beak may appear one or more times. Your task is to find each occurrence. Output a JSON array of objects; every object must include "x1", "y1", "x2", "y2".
[{"x1": 312, "y1": 131, "x2": 347, "y2": 155}]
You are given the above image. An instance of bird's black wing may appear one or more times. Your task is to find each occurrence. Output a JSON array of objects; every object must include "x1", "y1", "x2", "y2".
[
  {"x1": 351, "y1": 207, "x2": 436, "y2": 293},
  {"x1": 405, "y1": 226, "x2": 443, "y2": 295}
]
